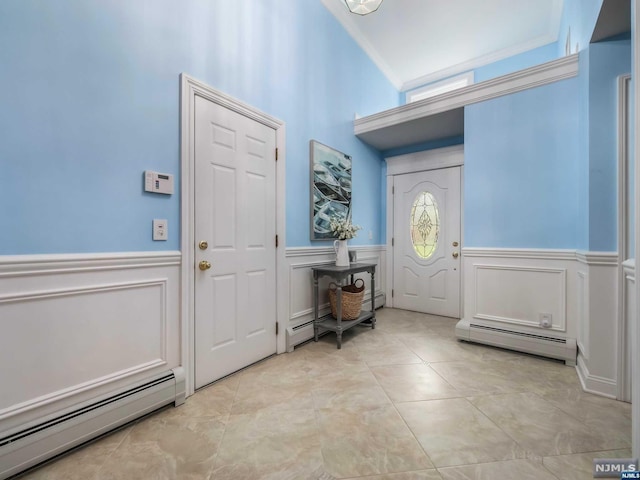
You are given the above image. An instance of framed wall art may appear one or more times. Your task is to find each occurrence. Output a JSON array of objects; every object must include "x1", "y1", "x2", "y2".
[{"x1": 310, "y1": 140, "x2": 352, "y2": 240}]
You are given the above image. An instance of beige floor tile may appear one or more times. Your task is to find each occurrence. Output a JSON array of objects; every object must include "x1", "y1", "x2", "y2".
[
  {"x1": 97, "y1": 413, "x2": 227, "y2": 479},
  {"x1": 211, "y1": 409, "x2": 323, "y2": 480},
  {"x1": 310, "y1": 368, "x2": 391, "y2": 409},
  {"x1": 344, "y1": 470, "x2": 443, "y2": 480},
  {"x1": 176, "y1": 374, "x2": 240, "y2": 417},
  {"x1": 470, "y1": 392, "x2": 628, "y2": 456},
  {"x1": 358, "y1": 343, "x2": 424, "y2": 367},
  {"x1": 371, "y1": 363, "x2": 462, "y2": 402},
  {"x1": 429, "y1": 360, "x2": 526, "y2": 395},
  {"x1": 349, "y1": 327, "x2": 405, "y2": 348},
  {"x1": 14, "y1": 308, "x2": 633, "y2": 480},
  {"x1": 230, "y1": 351, "x2": 316, "y2": 414},
  {"x1": 397, "y1": 335, "x2": 485, "y2": 363},
  {"x1": 502, "y1": 355, "x2": 580, "y2": 393},
  {"x1": 438, "y1": 459, "x2": 558, "y2": 480},
  {"x1": 538, "y1": 387, "x2": 632, "y2": 441},
  {"x1": 230, "y1": 378, "x2": 315, "y2": 414},
  {"x1": 18, "y1": 426, "x2": 131, "y2": 480},
  {"x1": 542, "y1": 449, "x2": 633, "y2": 480},
  {"x1": 317, "y1": 404, "x2": 433, "y2": 478},
  {"x1": 396, "y1": 398, "x2": 527, "y2": 467}
]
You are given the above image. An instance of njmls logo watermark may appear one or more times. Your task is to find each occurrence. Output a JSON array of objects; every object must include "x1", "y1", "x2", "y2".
[{"x1": 593, "y1": 458, "x2": 639, "y2": 478}]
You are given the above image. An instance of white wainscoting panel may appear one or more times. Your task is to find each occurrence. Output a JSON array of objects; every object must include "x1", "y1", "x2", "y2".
[
  {"x1": 620, "y1": 260, "x2": 635, "y2": 402},
  {"x1": 576, "y1": 270, "x2": 589, "y2": 359},
  {"x1": 0, "y1": 252, "x2": 181, "y2": 432},
  {"x1": 473, "y1": 264, "x2": 566, "y2": 331},
  {"x1": 284, "y1": 246, "x2": 386, "y2": 351},
  {"x1": 575, "y1": 253, "x2": 619, "y2": 398},
  {"x1": 463, "y1": 249, "x2": 576, "y2": 338},
  {"x1": 463, "y1": 248, "x2": 619, "y2": 398}
]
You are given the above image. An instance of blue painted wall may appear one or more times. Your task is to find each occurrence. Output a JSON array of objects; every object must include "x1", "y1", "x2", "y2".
[
  {"x1": 557, "y1": 0, "x2": 604, "y2": 55},
  {"x1": 464, "y1": 78, "x2": 581, "y2": 249},
  {"x1": 474, "y1": 42, "x2": 560, "y2": 83},
  {"x1": 401, "y1": 42, "x2": 560, "y2": 105},
  {"x1": 587, "y1": 37, "x2": 632, "y2": 251},
  {"x1": 0, "y1": 0, "x2": 399, "y2": 254}
]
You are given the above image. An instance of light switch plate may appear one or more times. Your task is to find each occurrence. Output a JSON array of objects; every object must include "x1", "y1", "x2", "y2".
[{"x1": 153, "y1": 219, "x2": 168, "y2": 241}]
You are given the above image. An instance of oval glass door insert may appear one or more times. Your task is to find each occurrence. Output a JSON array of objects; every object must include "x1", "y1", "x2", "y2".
[{"x1": 410, "y1": 191, "x2": 440, "y2": 259}]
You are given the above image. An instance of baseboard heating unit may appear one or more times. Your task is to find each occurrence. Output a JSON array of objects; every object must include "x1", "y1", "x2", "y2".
[
  {"x1": 455, "y1": 319, "x2": 577, "y2": 366},
  {"x1": 0, "y1": 367, "x2": 185, "y2": 479}
]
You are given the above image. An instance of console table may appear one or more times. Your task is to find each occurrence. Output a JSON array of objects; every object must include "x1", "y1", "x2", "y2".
[{"x1": 311, "y1": 262, "x2": 376, "y2": 349}]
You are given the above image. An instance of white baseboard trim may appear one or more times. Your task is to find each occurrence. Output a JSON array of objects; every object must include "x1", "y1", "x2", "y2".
[{"x1": 576, "y1": 354, "x2": 618, "y2": 399}]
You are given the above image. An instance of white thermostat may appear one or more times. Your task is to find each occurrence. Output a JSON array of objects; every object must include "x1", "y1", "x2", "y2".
[{"x1": 145, "y1": 170, "x2": 174, "y2": 195}]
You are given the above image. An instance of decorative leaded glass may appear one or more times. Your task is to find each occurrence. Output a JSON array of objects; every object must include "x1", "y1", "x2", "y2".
[{"x1": 410, "y1": 192, "x2": 440, "y2": 259}]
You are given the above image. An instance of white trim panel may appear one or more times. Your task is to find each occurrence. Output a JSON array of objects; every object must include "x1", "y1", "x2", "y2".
[
  {"x1": 0, "y1": 252, "x2": 181, "y2": 434},
  {"x1": 577, "y1": 354, "x2": 618, "y2": 399},
  {"x1": 472, "y1": 264, "x2": 567, "y2": 332},
  {"x1": 386, "y1": 145, "x2": 464, "y2": 176}
]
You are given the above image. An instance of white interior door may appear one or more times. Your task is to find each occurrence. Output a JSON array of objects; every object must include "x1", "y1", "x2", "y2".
[
  {"x1": 194, "y1": 94, "x2": 277, "y2": 388},
  {"x1": 393, "y1": 167, "x2": 461, "y2": 317}
]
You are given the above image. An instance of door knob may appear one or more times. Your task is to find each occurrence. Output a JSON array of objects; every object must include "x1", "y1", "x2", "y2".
[
  {"x1": 198, "y1": 241, "x2": 209, "y2": 250},
  {"x1": 199, "y1": 260, "x2": 212, "y2": 271},
  {"x1": 452, "y1": 252, "x2": 459, "y2": 259}
]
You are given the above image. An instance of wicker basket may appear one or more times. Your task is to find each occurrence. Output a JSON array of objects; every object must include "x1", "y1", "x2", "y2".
[{"x1": 329, "y1": 278, "x2": 365, "y2": 320}]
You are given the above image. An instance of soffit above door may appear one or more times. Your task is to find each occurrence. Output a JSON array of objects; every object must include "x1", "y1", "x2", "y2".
[{"x1": 354, "y1": 54, "x2": 579, "y2": 152}]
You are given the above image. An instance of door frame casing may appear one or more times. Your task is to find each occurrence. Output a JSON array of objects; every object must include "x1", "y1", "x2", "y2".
[
  {"x1": 617, "y1": 73, "x2": 632, "y2": 402},
  {"x1": 385, "y1": 145, "x2": 464, "y2": 315},
  {"x1": 180, "y1": 74, "x2": 287, "y2": 396}
]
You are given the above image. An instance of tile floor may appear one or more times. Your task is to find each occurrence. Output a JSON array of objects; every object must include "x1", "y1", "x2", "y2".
[{"x1": 19, "y1": 308, "x2": 631, "y2": 480}]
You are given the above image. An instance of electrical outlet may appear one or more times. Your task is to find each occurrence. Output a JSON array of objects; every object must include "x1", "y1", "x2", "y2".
[
  {"x1": 539, "y1": 313, "x2": 552, "y2": 328},
  {"x1": 153, "y1": 219, "x2": 168, "y2": 241}
]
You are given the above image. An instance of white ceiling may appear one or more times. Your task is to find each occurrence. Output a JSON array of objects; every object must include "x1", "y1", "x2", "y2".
[{"x1": 322, "y1": 0, "x2": 564, "y2": 91}]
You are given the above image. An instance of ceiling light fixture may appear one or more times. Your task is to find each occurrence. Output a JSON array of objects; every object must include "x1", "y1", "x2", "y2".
[{"x1": 344, "y1": 0, "x2": 383, "y2": 15}]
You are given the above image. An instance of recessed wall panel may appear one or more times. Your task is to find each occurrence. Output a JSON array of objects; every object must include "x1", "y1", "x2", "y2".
[
  {"x1": 403, "y1": 267, "x2": 419, "y2": 297},
  {"x1": 212, "y1": 165, "x2": 236, "y2": 249},
  {"x1": 247, "y1": 173, "x2": 266, "y2": 248},
  {"x1": 212, "y1": 274, "x2": 237, "y2": 349},
  {"x1": 246, "y1": 270, "x2": 267, "y2": 337},
  {"x1": 429, "y1": 269, "x2": 447, "y2": 300}
]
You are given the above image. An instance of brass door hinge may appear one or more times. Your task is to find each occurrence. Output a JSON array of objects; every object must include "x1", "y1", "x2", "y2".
[
  {"x1": 276, "y1": 322, "x2": 279, "y2": 335},
  {"x1": 276, "y1": 235, "x2": 279, "y2": 248},
  {"x1": 275, "y1": 148, "x2": 278, "y2": 161},
  {"x1": 392, "y1": 289, "x2": 394, "y2": 298}
]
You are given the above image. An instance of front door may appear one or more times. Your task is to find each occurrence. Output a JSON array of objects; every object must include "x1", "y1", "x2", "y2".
[
  {"x1": 393, "y1": 167, "x2": 461, "y2": 317},
  {"x1": 194, "y1": 94, "x2": 277, "y2": 388}
]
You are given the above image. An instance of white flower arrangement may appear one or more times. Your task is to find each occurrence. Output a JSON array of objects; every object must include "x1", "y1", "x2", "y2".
[{"x1": 330, "y1": 216, "x2": 362, "y2": 240}]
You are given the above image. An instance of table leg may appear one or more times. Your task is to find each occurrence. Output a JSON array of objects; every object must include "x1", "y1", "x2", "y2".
[
  {"x1": 313, "y1": 274, "x2": 319, "y2": 342},
  {"x1": 336, "y1": 285, "x2": 343, "y2": 348},
  {"x1": 371, "y1": 269, "x2": 376, "y2": 329}
]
